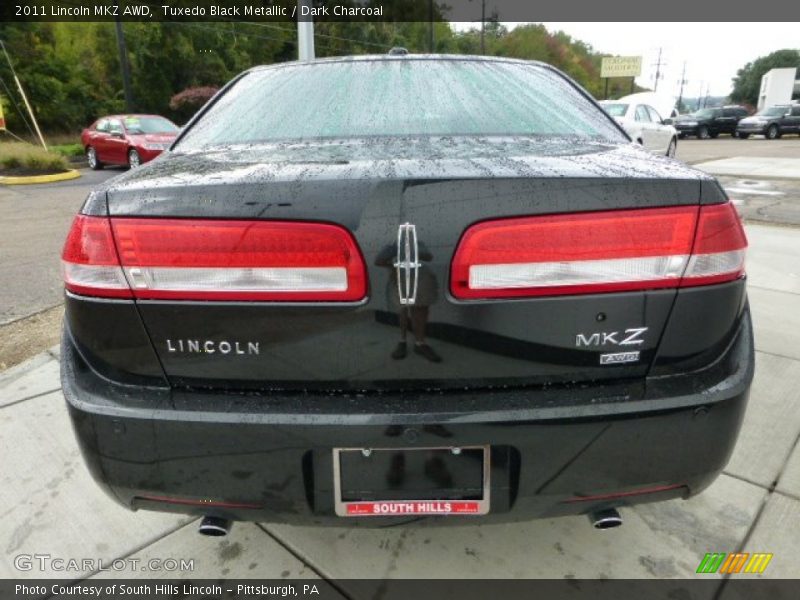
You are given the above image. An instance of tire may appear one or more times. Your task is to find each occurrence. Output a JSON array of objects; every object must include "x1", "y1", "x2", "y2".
[
  {"x1": 666, "y1": 137, "x2": 677, "y2": 158},
  {"x1": 766, "y1": 125, "x2": 779, "y2": 140},
  {"x1": 86, "y1": 146, "x2": 103, "y2": 170},
  {"x1": 709, "y1": 131, "x2": 719, "y2": 139},
  {"x1": 698, "y1": 125, "x2": 710, "y2": 140},
  {"x1": 737, "y1": 132, "x2": 750, "y2": 139},
  {"x1": 128, "y1": 148, "x2": 142, "y2": 168}
]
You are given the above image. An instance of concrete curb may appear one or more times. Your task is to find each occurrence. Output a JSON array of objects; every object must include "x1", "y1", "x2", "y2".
[{"x1": 0, "y1": 169, "x2": 81, "y2": 185}]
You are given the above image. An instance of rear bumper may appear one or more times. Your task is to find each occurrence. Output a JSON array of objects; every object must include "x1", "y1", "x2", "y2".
[{"x1": 61, "y1": 310, "x2": 754, "y2": 526}]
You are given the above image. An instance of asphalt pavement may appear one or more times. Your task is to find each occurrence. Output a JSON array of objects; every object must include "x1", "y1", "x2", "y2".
[
  {"x1": 675, "y1": 135, "x2": 800, "y2": 165},
  {"x1": 0, "y1": 168, "x2": 122, "y2": 325}
]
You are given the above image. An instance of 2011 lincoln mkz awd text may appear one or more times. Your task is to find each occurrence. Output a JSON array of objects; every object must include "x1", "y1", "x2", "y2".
[{"x1": 60, "y1": 55, "x2": 753, "y2": 531}]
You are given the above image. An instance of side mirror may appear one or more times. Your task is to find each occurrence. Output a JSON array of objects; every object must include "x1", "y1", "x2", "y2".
[
  {"x1": 111, "y1": 131, "x2": 124, "y2": 139},
  {"x1": 663, "y1": 118, "x2": 673, "y2": 125}
]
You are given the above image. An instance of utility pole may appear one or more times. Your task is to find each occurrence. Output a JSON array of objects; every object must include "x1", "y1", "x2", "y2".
[
  {"x1": 297, "y1": 0, "x2": 315, "y2": 61},
  {"x1": 480, "y1": 0, "x2": 486, "y2": 54},
  {"x1": 428, "y1": 0, "x2": 434, "y2": 52},
  {"x1": 676, "y1": 61, "x2": 687, "y2": 112},
  {"x1": 651, "y1": 47, "x2": 666, "y2": 92},
  {"x1": 0, "y1": 39, "x2": 47, "y2": 150},
  {"x1": 113, "y1": 3, "x2": 134, "y2": 112}
]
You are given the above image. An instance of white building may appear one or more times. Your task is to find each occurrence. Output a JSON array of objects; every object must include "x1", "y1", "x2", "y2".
[{"x1": 757, "y1": 68, "x2": 800, "y2": 110}]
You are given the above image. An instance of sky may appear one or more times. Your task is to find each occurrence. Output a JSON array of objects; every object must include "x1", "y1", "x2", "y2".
[{"x1": 454, "y1": 22, "x2": 799, "y2": 98}]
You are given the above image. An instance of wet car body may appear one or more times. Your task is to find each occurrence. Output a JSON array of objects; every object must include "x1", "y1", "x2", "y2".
[{"x1": 62, "y1": 56, "x2": 753, "y2": 526}]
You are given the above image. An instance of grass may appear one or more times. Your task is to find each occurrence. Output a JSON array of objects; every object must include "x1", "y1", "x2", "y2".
[
  {"x1": 50, "y1": 143, "x2": 84, "y2": 158},
  {"x1": 45, "y1": 133, "x2": 82, "y2": 146},
  {"x1": 0, "y1": 142, "x2": 70, "y2": 174}
]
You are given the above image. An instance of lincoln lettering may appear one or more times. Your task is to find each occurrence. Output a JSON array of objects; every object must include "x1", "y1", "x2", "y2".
[{"x1": 166, "y1": 339, "x2": 259, "y2": 355}]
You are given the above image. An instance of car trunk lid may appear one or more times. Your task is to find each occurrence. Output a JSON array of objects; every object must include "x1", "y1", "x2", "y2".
[{"x1": 100, "y1": 137, "x2": 710, "y2": 392}]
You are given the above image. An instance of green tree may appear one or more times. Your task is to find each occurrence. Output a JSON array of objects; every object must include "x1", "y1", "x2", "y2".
[
  {"x1": 0, "y1": 20, "x2": 638, "y2": 135},
  {"x1": 730, "y1": 49, "x2": 800, "y2": 106}
]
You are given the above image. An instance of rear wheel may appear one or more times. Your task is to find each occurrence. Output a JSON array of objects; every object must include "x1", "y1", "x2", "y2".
[
  {"x1": 86, "y1": 146, "x2": 103, "y2": 170},
  {"x1": 698, "y1": 126, "x2": 710, "y2": 140},
  {"x1": 766, "y1": 125, "x2": 779, "y2": 140},
  {"x1": 128, "y1": 149, "x2": 141, "y2": 168},
  {"x1": 666, "y1": 137, "x2": 677, "y2": 158}
]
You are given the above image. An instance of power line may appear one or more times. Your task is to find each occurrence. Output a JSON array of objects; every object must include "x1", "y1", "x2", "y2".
[
  {"x1": 0, "y1": 39, "x2": 47, "y2": 149},
  {"x1": 165, "y1": 20, "x2": 396, "y2": 55},
  {"x1": 244, "y1": 20, "x2": 394, "y2": 50},
  {"x1": 1, "y1": 128, "x2": 26, "y2": 142},
  {"x1": 0, "y1": 71, "x2": 36, "y2": 139},
  {"x1": 161, "y1": 21, "x2": 299, "y2": 47}
]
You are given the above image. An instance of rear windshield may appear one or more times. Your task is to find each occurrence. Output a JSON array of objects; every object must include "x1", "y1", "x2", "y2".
[
  {"x1": 693, "y1": 109, "x2": 719, "y2": 119},
  {"x1": 124, "y1": 116, "x2": 178, "y2": 134},
  {"x1": 758, "y1": 106, "x2": 788, "y2": 117},
  {"x1": 176, "y1": 59, "x2": 624, "y2": 149},
  {"x1": 601, "y1": 103, "x2": 628, "y2": 117}
]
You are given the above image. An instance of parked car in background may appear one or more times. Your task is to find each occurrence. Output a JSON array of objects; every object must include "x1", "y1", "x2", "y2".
[
  {"x1": 81, "y1": 115, "x2": 179, "y2": 169},
  {"x1": 61, "y1": 55, "x2": 752, "y2": 530},
  {"x1": 599, "y1": 100, "x2": 678, "y2": 157},
  {"x1": 674, "y1": 106, "x2": 749, "y2": 139},
  {"x1": 736, "y1": 105, "x2": 800, "y2": 139}
]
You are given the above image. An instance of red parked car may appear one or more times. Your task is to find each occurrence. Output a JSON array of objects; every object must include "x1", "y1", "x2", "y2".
[{"x1": 81, "y1": 114, "x2": 179, "y2": 169}]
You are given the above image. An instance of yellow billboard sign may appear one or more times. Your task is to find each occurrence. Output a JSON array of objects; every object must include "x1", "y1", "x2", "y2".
[{"x1": 601, "y1": 56, "x2": 643, "y2": 78}]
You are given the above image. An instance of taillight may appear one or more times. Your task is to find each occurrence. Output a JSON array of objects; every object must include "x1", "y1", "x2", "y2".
[
  {"x1": 61, "y1": 215, "x2": 132, "y2": 298},
  {"x1": 62, "y1": 217, "x2": 367, "y2": 302},
  {"x1": 450, "y1": 203, "x2": 746, "y2": 299},
  {"x1": 681, "y1": 202, "x2": 747, "y2": 286}
]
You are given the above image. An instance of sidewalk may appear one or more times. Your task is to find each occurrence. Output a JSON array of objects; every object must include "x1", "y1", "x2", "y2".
[
  {"x1": 694, "y1": 158, "x2": 800, "y2": 180},
  {"x1": 1, "y1": 224, "x2": 798, "y2": 586}
]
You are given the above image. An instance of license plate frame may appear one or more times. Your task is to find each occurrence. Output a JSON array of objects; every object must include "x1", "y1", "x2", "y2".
[{"x1": 332, "y1": 446, "x2": 491, "y2": 517}]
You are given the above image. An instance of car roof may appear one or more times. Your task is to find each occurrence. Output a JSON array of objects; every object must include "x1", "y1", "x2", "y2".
[
  {"x1": 103, "y1": 114, "x2": 167, "y2": 120},
  {"x1": 249, "y1": 54, "x2": 553, "y2": 74}
]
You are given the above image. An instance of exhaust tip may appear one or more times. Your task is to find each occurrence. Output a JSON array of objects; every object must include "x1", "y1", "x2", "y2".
[
  {"x1": 198, "y1": 516, "x2": 232, "y2": 537},
  {"x1": 590, "y1": 508, "x2": 622, "y2": 530}
]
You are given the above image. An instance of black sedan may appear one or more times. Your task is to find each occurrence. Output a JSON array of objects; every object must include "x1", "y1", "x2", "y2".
[
  {"x1": 673, "y1": 106, "x2": 749, "y2": 139},
  {"x1": 61, "y1": 55, "x2": 753, "y2": 531}
]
